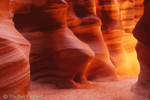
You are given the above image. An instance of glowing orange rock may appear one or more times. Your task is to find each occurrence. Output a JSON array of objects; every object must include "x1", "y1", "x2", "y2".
[
  {"x1": 66, "y1": 0, "x2": 117, "y2": 81},
  {"x1": 13, "y1": 0, "x2": 95, "y2": 89},
  {"x1": 131, "y1": 0, "x2": 150, "y2": 98},
  {"x1": 118, "y1": 0, "x2": 137, "y2": 52},
  {"x1": 95, "y1": 0, "x2": 140, "y2": 75},
  {"x1": 118, "y1": 0, "x2": 140, "y2": 75},
  {"x1": 134, "y1": 0, "x2": 144, "y2": 23},
  {"x1": 118, "y1": 0, "x2": 135, "y2": 34},
  {"x1": 0, "y1": 0, "x2": 31, "y2": 99},
  {"x1": 95, "y1": 0, "x2": 128, "y2": 70}
]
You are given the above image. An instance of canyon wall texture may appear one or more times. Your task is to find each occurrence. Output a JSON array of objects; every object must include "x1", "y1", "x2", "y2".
[
  {"x1": 95, "y1": 0, "x2": 140, "y2": 75},
  {"x1": 95, "y1": 0, "x2": 127, "y2": 70},
  {"x1": 131, "y1": 0, "x2": 150, "y2": 98},
  {"x1": 0, "y1": 0, "x2": 31, "y2": 99},
  {"x1": 66, "y1": 0, "x2": 117, "y2": 82},
  {"x1": 118, "y1": 0, "x2": 140, "y2": 75},
  {"x1": 0, "y1": 0, "x2": 149, "y2": 99},
  {"x1": 134, "y1": 0, "x2": 144, "y2": 23},
  {"x1": 13, "y1": 0, "x2": 96, "y2": 89},
  {"x1": 119, "y1": 0, "x2": 136, "y2": 53}
]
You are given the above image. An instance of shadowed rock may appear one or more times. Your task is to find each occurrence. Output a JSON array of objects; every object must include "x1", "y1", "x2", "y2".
[
  {"x1": 0, "y1": 0, "x2": 31, "y2": 99},
  {"x1": 66, "y1": 0, "x2": 117, "y2": 82},
  {"x1": 13, "y1": 0, "x2": 95, "y2": 89},
  {"x1": 131, "y1": 0, "x2": 150, "y2": 98}
]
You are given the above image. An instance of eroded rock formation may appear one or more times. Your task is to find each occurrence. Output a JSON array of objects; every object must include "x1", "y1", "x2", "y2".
[
  {"x1": 95, "y1": 0, "x2": 140, "y2": 75},
  {"x1": 134, "y1": 0, "x2": 144, "y2": 23},
  {"x1": 13, "y1": 0, "x2": 95, "y2": 89},
  {"x1": 95, "y1": 0, "x2": 129, "y2": 74},
  {"x1": 66, "y1": 0, "x2": 117, "y2": 81},
  {"x1": 118, "y1": 0, "x2": 140, "y2": 75},
  {"x1": 0, "y1": 0, "x2": 149, "y2": 99},
  {"x1": 131, "y1": 0, "x2": 150, "y2": 98},
  {"x1": 0, "y1": 0, "x2": 31, "y2": 99},
  {"x1": 119, "y1": 0, "x2": 136, "y2": 53}
]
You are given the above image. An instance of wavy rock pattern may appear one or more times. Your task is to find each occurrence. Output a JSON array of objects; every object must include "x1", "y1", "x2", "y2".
[
  {"x1": 134, "y1": 0, "x2": 144, "y2": 23},
  {"x1": 95, "y1": 0, "x2": 140, "y2": 75},
  {"x1": 66, "y1": 0, "x2": 117, "y2": 81},
  {"x1": 118, "y1": 0, "x2": 140, "y2": 75},
  {"x1": 0, "y1": 0, "x2": 147, "y2": 98},
  {"x1": 0, "y1": 0, "x2": 31, "y2": 99},
  {"x1": 13, "y1": 0, "x2": 95, "y2": 89},
  {"x1": 131, "y1": 0, "x2": 150, "y2": 98},
  {"x1": 119, "y1": 0, "x2": 137, "y2": 53},
  {"x1": 95, "y1": 0, "x2": 129, "y2": 73}
]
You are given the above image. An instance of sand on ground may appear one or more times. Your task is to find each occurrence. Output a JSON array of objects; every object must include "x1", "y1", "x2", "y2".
[{"x1": 27, "y1": 76, "x2": 148, "y2": 100}]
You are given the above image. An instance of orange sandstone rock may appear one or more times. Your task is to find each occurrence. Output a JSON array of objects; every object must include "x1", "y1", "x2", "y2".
[
  {"x1": 13, "y1": 0, "x2": 95, "y2": 89},
  {"x1": 118, "y1": 0, "x2": 140, "y2": 75},
  {"x1": 0, "y1": 0, "x2": 31, "y2": 99},
  {"x1": 95, "y1": 0, "x2": 128, "y2": 70},
  {"x1": 134, "y1": 0, "x2": 144, "y2": 23},
  {"x1": 118, "y1": 0, "x2": 137, "y2": 53},
  {"x1": 131, "y1": 0, "x2": 150, "y2": 98},
  {"x1": 66, "y1": 0, "x2": 117, "y2": 81},
  {"x1": 95, "y1": 0, "x2": 140, "y2": 75}
]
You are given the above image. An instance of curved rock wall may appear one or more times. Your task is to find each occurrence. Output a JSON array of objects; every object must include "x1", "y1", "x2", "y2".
[
  {"x1": 118, "y1": 0, "x2": 140, "y2": 75},
  {"x1": 95, "y1": 0, "x2": 140, "y2": 75},
  {"x1": 119, "y1": 0, "x2": 136, "y2": 53},
  {"x1": 131, "y1": 0, "x2": 150, "y2": 98},
  {"x1": 13, "y1": 0, "x2": 95, "y2": 89},
  {"x1": 0, "y1": 0, "x2": 147, "y2": 97},
  {"x1": 134, "y1": 0, "x2": 144, "y2": 23},
  {"x1": 95, "y1": 0, "x2": 130, "y2": 74},
  {"x1": 66, "y1": 0, "x2": 117, "y2": 82},
  {"x1": 0, "y1": 0, "x2": 31, "y2": 99}
]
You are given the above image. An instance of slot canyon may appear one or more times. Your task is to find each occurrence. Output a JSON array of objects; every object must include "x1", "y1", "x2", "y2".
[{"x1": 0, "y1": 0, "x2": 149, "y2": 100}]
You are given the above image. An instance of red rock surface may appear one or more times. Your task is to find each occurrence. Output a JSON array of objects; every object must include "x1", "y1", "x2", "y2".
[
  {"x1": 13, "y1": 0, "x2": 95, "y2": 89},
  {"x1": 95, "y1": 0, "x2": 140, "y2": 75},
  {"x1": 131, "y1": 0, "x2": 150, "y2": 98},
  {"x1": 0, "y1": 0, "x2": 149, "y2": 99},
  {"x1": 0, "y1": 0, "x2": 31, "y2": 99},
  {"x1": 118, "y1": 0, "x2": 140, "y2": 75},
  {"x1": 132, "y1": 0, "x2": 150, "y2": 49},
  {"x1": 119, "y1": 0, "x2": 136, "y2": 53},
  {"x1": 95, "y1": 0, "x2": 129, "y2": 73},
  {"x1": 66, "y1": 0, "x2": 117, "y2": 82},
  {"x1": 134, "y1": 0, "x2": 144, "y2": 23}
]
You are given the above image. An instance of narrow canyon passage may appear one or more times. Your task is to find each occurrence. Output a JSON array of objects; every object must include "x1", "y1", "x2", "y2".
[{"x1": 0, "y1": 0, "x2": 150, "y2": 100}]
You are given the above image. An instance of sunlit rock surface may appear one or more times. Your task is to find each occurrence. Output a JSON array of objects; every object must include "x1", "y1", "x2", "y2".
[
  {"x1": 95, "y1": 0, "x2": 140, "y2": 75},
  {"x1": 95, "y1": 0, "x2": 128, "y2": 74},
  {"x1": 66, "y1": 0, "x2": 117, "y2": 82},
  {"x1": 0, "y1": 0, "x2": 148, "y2": 99},
  {"x1": 13, "y1": 0, "x2": 95, "y2": 89},
  {"x1": 0, "y1": 0, "x2": 31, "y2": 99},
  {"x1": 118, "y1": 0, "x2": 140, "y2": 75},
  {"x1": 119, "y1": 0, "x2": 136, "y2": 52},
  {"x1": 134, "y1": 0, "x2": 144, "y2": 23}
]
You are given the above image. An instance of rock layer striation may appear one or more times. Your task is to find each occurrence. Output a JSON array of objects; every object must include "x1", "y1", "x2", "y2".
[
  {"x1": 131, "y1": 0, "x2": 150, "y2": 98},
  {"x1": 0, "y1": 0, "x2": 31, "y2": 99},
  {"x1": 66, "y1": 0, "x2": 117, "y2": 81},
  {"x1": 13, "y1": 0, "x2": 95, "y2": 89}
]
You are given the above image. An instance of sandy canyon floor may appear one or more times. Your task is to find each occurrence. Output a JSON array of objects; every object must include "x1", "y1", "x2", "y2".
[{"x1": 26, "y1": 76, "x2": 149, "y2": 100}]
